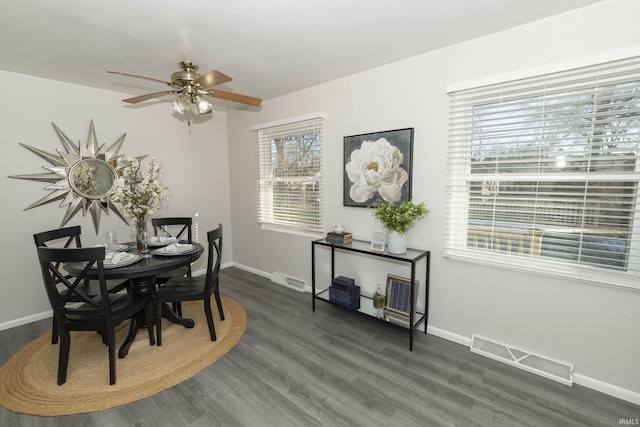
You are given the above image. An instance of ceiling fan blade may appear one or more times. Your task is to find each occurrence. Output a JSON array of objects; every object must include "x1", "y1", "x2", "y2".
[
  {"x1": 107, "y1": 71, "x2": 172, "y2": 86},
  {"x1": 194, "y1": 70, "x2": 232, "y2": 88},
  {"x1": 122, "y1": 91, "x2": 180, "y2": 104},
  {"x1": 208, "y1": 89, "x2": 262, "y2": 107}
]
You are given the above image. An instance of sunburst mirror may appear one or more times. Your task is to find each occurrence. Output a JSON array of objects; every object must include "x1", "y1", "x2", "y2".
[{"x1": 9, "y1": 120, "x2": 145, "y2": 233}]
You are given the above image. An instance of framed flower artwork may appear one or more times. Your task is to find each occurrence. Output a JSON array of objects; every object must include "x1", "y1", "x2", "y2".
[{"x1": 343, "y1": 128, "x2": 414, "y2": 207}]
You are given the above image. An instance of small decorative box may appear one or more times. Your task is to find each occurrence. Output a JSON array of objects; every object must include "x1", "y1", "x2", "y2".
[
  {"x1": 329, "y1": 285, "x2": 361, "y2": 310},
  {"x1": 332, "y1": 275, "x2": 355, "y2": 290}
]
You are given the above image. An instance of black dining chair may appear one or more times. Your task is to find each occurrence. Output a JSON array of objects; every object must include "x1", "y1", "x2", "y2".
[
  {"x1": 151, "y1": 217, "x2": 193, "y2": 315},
  {"x1": 153, "y1": 224, "x2": 224, "y2": 345},
  {"x1": 34, "y1": 226, "x2": 129, "y2": 344},
  {"x1": 36, "y1": 246, "x2": 155, "y2": 385},
  {"x1": 151, "y1": 217, "x2": 193, "y2": 245}
]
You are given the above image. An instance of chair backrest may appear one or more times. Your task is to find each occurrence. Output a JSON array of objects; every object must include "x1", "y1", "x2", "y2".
[
  {"x1": 36, "y1": 246, "x2": 113, "y2": 327},
  {"x1": 34, "y1": 225, "x2": 83, "y2": 248},
  {"x1": 34, "y1": 226, "x2": 84, "y2": 284},
  {"x1": 203, "y1": 224, "x2": 223, "y2": 295},
  {"x1": 152, "y1": 217, "x2": 192, "y2": 243}
]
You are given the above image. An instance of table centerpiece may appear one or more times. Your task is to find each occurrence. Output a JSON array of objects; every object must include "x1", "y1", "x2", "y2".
[{"x1": 110, "y1": 157, "x2": 169, "y2": 252}]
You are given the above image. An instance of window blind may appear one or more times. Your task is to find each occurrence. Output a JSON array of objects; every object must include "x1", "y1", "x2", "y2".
[
  {"x1": 255, "y1": 114, "x2": 325, "y2": 232},
  {"x1": 445, "y1": 56, "x2": 640, "y2": 288}
]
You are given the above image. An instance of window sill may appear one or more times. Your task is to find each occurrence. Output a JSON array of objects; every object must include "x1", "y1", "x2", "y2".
[{"x1": 261, "y1": 223, "x2": 324, "y2": 239}]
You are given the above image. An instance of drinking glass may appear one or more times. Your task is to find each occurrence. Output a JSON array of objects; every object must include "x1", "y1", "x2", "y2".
[
  {"x1": 105, "y1": 230, "x2": 117, "y2": 251},
  {"x1": 129, "y1": 223, "x2": 138, "y2": 243},
  {"x1": 139, "y1": 229, "x2": 151, "y2": 257}
]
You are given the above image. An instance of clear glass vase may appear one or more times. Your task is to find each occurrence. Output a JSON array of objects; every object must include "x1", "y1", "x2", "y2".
[
  {"x1": 372, "y1": 284, "x2": 385, "y2": 318},
  {"x1": 134, "y1": 219, "x2": 150, "y2": 256}
]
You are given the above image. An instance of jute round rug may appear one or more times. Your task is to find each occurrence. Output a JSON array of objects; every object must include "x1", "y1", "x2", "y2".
[{"x1": 0, "y1": 295, "x2": 246, "y2": 416}]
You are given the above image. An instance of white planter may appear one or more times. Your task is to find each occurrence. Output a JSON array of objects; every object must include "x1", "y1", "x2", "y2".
[{"x1": 387, "y1": 231, "x2": 407, "y2": 254}]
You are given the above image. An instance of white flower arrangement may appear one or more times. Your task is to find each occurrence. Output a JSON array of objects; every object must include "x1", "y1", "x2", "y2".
[{"x1": 110, "y1": 157, "x2": 169, "y2": 222}]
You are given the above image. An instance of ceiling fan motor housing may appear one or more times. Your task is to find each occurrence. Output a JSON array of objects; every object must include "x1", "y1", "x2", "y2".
[{"x1": 171, "y1": 61, "x2": 201, "y2": 87}]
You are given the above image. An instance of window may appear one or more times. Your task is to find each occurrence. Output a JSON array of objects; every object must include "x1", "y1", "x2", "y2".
[
  {"x1": 446, "y1": 56, "x2": 640, "y2": 288},
  {"x1": 254, "y1": 113, "x2": 325, "y2": 233}
]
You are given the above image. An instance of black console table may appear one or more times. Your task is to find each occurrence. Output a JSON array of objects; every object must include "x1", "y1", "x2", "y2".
[{"x1": 311, "y1": 238, "x2": 430, "y2": 351}]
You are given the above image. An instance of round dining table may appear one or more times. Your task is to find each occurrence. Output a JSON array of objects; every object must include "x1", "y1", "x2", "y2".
[{"x1": 64, "y1": 242, "x2": 204, "y2": 358}]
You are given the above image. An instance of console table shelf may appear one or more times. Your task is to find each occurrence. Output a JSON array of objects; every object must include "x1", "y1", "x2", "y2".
[{"x1": 311, "y1": 238, "x2": 430, "y2": 351}]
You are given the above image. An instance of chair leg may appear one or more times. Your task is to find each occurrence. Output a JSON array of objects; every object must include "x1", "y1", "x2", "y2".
[
  {"x1": 173, "y1": 302, "x2": 183, "y2": 317},
  {"x1": 145, "y1": 303, "x2": 156, "y2": 346},
  {"x1": 57, "y1": 331, "x2": 71, "y2": 385},
  {"x1": 51, "y1": 316, "x2": 59, "y2": 345},
  {"x1": 155, "y1": 302, "x2": 163, "y2": 346},
  {"x1": 214, "y1": 290, "x2": 225, "y2": 321},
  {"x1": 106, "y1": 329, "x2": 116, "y2": 385},
  {"x1": 203, "y1": 298, "x2": 217, "y2": 342}
]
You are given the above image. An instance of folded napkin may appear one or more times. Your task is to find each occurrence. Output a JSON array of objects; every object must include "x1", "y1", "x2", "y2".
[
  {"x1": 105, "y1": 251, "x2": 125, "y2": 264},
  {"x1": 163, "y1": 243, "x2": 193, "y2": 253},
  {"x1": 150, "y1": 236, "x2": 172, "y2": 243}
]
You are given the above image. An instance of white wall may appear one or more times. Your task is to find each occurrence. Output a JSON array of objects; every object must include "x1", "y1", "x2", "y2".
[
  {"x1": 0, "y1": 70, "x2": 233, "y2": 327},
  {"x1": 227, "y1": 0, "x2": 640, "y2": 401}
]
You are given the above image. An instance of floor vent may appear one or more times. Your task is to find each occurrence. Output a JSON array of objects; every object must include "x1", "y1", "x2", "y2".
[
  {"x1": 270, "y1": 272, "x2": 306, "y2": 292},
  {"x1": 470, "y1": 335, "x2": 573, "y2": 386}
]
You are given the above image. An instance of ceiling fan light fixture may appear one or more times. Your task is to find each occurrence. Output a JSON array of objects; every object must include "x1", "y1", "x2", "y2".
[
  {"x1": 191, "y1": 95, "x2": 212, "y2": 115},
  {"x1": 171, "y1": 94, "x2": 190, "y2": 115}
]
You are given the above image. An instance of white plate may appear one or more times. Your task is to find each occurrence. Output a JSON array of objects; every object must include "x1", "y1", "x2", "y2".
[
  {"x1": 152, "y1": 244, "x2": 197, "y2": 256},
  {"x1": 148, "y1": 237, "x2": 178, "y2": 247},
  {"x1": 106, "y1": 244, "x2": 131, "y2": 252},
  {"x1": 92, "y1": 252, "x2": 142, "y2": 269}
]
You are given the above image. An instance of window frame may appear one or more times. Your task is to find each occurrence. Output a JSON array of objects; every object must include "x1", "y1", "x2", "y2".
[
  {"x1": 253, "y1": 112, "x2": 326, "y2": 235},
  {"x1": 445, "y1": 55, "x2": 640, "y2": 289}
]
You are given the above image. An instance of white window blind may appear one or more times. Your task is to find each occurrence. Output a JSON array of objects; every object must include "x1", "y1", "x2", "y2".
[
  {"x1": 446, "y1": 56, "x2": 640, "y2": 289},
  {"x1": 254, "y1": 113, "x2": 325, "y2": 232}
]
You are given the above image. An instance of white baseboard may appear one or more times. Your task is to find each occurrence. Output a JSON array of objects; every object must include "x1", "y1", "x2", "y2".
[
  {"x1": 426, "y1": 325, "x2": 640, "y2": 406},
  {"x1": 0, "y1": 310, "x2": 52, "y2": 332},
  {"x1": 573, "y1": 373, "x2": 640, "y2": 406},
  {"x1": 230, "y1": 262, "x2": 272, "y2": 280},
  {"x1": 427, "y1": 325, "x2": 471, "y2": 347}
]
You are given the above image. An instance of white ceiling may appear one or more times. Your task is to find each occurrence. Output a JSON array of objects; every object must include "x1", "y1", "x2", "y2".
[{"x1": 0, "y1": 0, "x2": 602, "y2": 110}]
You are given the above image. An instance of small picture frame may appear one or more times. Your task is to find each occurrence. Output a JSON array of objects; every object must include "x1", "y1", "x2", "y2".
[
  {"x1": 370, "y1": 231, "x2": 387, "y2": 252},
  {"x1": 384, "y1": 274, "x2": 419, "y2": 316}
]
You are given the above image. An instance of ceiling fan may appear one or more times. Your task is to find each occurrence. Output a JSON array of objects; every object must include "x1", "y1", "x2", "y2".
[{"x1": 107, "y1": 61, "x2": 262, "y2": 116}]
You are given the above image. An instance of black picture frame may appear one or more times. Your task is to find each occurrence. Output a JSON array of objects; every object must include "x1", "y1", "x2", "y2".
[{"x1": 343, "y1": 127, "x2": 414, "y2": 207}]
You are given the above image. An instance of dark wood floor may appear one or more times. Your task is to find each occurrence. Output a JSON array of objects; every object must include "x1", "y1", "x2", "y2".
[{"x1": 1, "y1": 267, "x2": 637, "y2": 426}]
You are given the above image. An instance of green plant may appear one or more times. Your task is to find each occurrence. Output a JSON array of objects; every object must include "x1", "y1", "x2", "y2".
[{"x1": 372, "y1": 199, "x2": 429, "y2": 234}]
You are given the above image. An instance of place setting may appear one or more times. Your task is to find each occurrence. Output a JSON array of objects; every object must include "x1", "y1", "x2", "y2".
[
  {"x1": 97, "y1": 251, "x2": 143, "y2": 269},
  {"x1": 91, "y1": 230, "x2": 141, "y2": 268},
  {"x1": 148, "y1": 235, "x2": 178, "y2": 247},
  {"x1": 152, "y1": 242, "x2": 198, "y2": 256}
]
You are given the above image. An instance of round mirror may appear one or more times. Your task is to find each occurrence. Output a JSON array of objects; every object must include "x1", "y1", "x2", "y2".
[{"x1": 68, "y1": 159, "x2": 118, "y2": 199}]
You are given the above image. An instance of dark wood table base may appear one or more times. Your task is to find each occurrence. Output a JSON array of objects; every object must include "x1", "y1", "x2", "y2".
[{"x1": 118, "y1": 302, "x2": 196, "y2": 358}]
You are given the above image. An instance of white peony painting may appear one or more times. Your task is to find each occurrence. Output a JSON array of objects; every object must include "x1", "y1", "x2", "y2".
[{"x1": 343, "y1": 128, "x2": 414, "y2": 207}]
